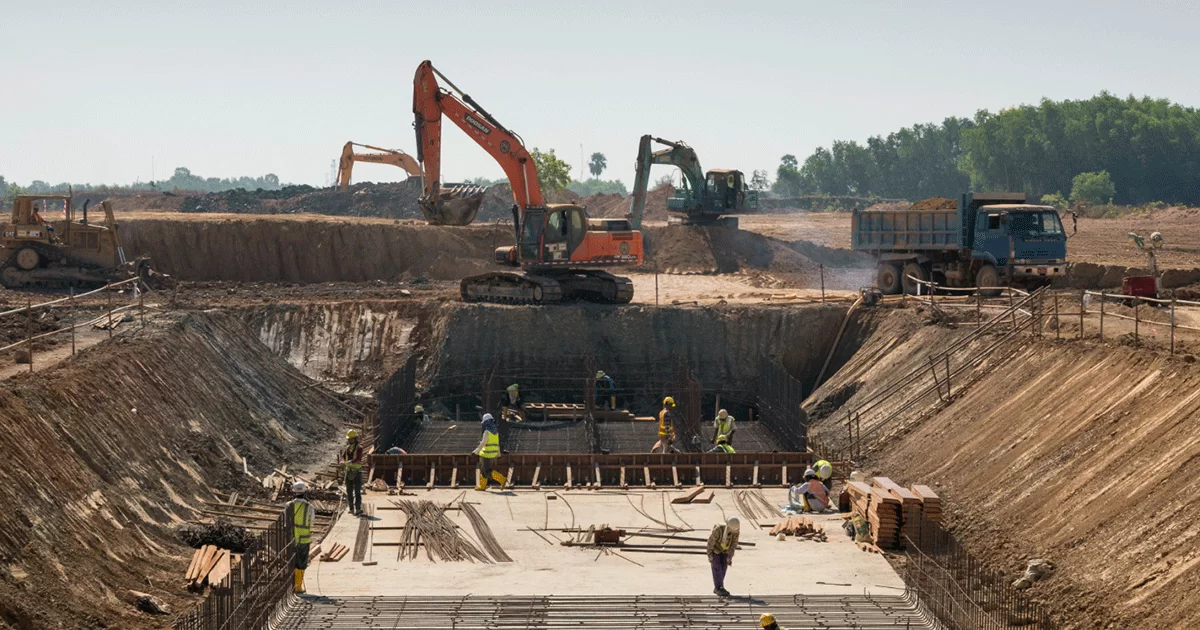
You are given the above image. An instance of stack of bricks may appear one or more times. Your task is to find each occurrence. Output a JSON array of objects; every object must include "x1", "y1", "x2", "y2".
[{"x1": 910, "y1": 484, "x2": 942, "y2": 521}]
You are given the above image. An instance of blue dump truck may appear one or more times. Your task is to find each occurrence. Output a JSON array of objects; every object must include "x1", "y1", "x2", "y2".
[{"x1": 852, "y1": 192, "x2": 1067, "y2": 295}]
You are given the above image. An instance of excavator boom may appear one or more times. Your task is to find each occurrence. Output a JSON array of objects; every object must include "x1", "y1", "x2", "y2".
[
  {"x1": 336, "y1": 142, "x2": 423, "y2": 192},
  {"x1": 413, "y1": 60, "x2": 542, "y2": 226},
  {"x1": 628, "y1": 135, "x2": 705, "y2": 228},
  {"x1": 628, "y1": 134, "x2": 756, "y2": 228}
]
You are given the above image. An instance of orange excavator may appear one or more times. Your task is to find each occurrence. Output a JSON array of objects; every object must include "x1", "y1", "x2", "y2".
[
  {"x1": 413, "y1": 60, "x2": 642, "y2": 304},
  {"x1": 336, "y1": 141, "x2": 422, "y2": 191}
]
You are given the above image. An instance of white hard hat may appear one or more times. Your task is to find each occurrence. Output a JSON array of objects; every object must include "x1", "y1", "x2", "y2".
[
  {"x1": 717, "y1": 409, "x2": 728, "y2": 419},
  {"x1": 292, "y1": 481, "x2": 307, "y2": 494},
  {"x1": 482, "y1": 413, "x2": 493, "y2": 423},
  {"x1": 726, "y1": 516, "x2": 740, "y2": 532}
]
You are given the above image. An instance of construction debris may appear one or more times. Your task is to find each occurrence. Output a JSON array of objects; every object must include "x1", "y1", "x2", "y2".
[
  {"x1": 322, "y1": 543, "x2": 350, "y2": 562},
  {"x1": 769, "y1": 516, "x2": 827, "y2": 542},
  {"x1": 129, "y1": 590, "x2": 171, "y2": 615},
  {"x1": 184, "y1": 545, "x2": 232, "y2": 590},
  {"x1": 176, "y1": 519, "x2": 254, "y2": 553}
]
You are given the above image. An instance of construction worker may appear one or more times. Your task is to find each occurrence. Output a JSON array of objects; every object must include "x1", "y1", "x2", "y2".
[
  {"x1": 789, "y1": 468, "x2": 830, "y2": 512},
  {"x1": 706, "y1": 516, "x2": 740, "y2": 597},
  {"x1": 651, "y1": 397, "x2": 681, "y2": 453},
  {"x1": 813, "y1": 459, "x2": 833, "y2": 490},
  {"x1": 712, "y1": 409, "x2": 736, "y2": 446},
  {"x1": 340, "y1": 429, "x2": 364, "y2": 516},
  {"x1": 503, "y1": 383, "x2": 523, "y2": 421},
  {"x1": 708, "y1": 434, "x2": 735, "y2": 454},
  {"x1": 414, "y1": 404, "x2": 431, "y2": 424},
  {"x1": 284, "y1": 481, "x2": 315, "y2": 594},
  {"x1": 594, "y1": 371, "x2": 615, "y2": 409},
  {"x1": 473, "y1": 413, "x2": 506, "y2": 490},
  {"x1": 759, "y1": 613, "x2": 785, "y2": 629}
]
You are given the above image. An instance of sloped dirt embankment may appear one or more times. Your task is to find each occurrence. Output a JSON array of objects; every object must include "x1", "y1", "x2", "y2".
[{"x1": 0, "y1": 313, "x2": 352, "y2": 629}]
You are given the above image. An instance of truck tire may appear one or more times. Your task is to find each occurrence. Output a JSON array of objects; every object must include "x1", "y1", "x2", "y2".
[
  {"x1": 877, "y1": 264, "x2": 902, "y2": 295},
  {"x1": 975, "y1": 264, "x2": 1001, "y2": 297},
  {"x1": 902, "y1": 262, "x2": 928, "y2": 295}
]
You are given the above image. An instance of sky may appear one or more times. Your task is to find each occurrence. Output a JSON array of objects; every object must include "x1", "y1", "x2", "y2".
[{"x1": 3, "y1": 1, "x2": 1199, "y2": 188}]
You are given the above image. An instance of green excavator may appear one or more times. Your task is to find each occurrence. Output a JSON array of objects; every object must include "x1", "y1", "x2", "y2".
[{"x1": 627, "y1": 135, "x2": 758, "y2": 229}]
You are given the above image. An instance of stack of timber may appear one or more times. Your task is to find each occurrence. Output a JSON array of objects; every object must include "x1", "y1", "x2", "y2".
[
  {"x1": 845, "y1": 481, "x2": 900, "y2": 549},
  {"x1": 769, "y1": 516, "x2": 827, "y2": 542},
  {"x1": 911, "y1": 484, "x2": 942, "y2": 521},
  {"x1": 321, "y1": 542, "x2": 350, "y2": 562},
  {"x1": 874, "y1": 477, "x2": 922, "y2": 544},
  {"x1": 184, "y1": 545, "x2": 233, "y2": 590}
]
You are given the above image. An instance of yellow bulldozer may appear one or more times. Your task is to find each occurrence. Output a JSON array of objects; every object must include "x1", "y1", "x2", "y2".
[{"x1": 0, "y1": 193, "x2": 159, "y2": 289}]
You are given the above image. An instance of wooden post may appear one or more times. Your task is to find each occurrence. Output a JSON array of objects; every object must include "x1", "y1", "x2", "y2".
[
  {"x1": 820, "y1": 264, "x2": 826, "y2": 303},
  {"x1": 106, "y1": 283, "x2": 113, "y2": 340},
  {"x1": 1134, "y1": 299, "x2": 1139, "y2": 344},
  {"x1": 1171, "y1": 299, "x2": 1176, "y2": 355},
  {"x1": 25, "y1": 300, "x2": 32, "y2": 373},
  {"x1": 1079, "y1": 289, "x2": 1085, "y2": 339},
  {"x1": 69, "y1": 286, "x2": 76, "y2": 355},
  {"x1": 140, "y1": 290, "x2": 145, "y2": 327},
  {"x1": 1054, "y1": 293, "x2": 1060, "y2": 340},
  {"x1": 1100, "y1": 291, "x2": 1105, "y2": 339}
]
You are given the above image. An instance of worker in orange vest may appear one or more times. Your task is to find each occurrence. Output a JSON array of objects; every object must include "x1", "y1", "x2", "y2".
[{"x1": 651, "y1": 397, "x2": 680, "y2": 453}]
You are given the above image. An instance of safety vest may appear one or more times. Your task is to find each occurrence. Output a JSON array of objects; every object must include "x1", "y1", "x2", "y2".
[
  {"x1": 814, "y1": 459, "x2": 832, "y2": 481},
  {"x1": 480, "y1": 431, "x2": 500, "y2": 458},
  {"x1": 715, "y1": 443, "x2": 735, "y2": 454},
  {"x1": 806, "y1": 480, "x2": 829, "y2": 506},
  {"x1": 658, "y1": 408, "x2": 674, "y2": 438},
  {"x1": 342, "y1": 442, "x2": 363, "y2": 472},
  {"x1": 715, "y1": 415, "x2": 735, "y2": 436},
  {"x1": 712, "y1": 526, "x2": 736, "y2": 553},
  {"x1": 289, "y1": 499, "x2": 313, "y2": 545}
]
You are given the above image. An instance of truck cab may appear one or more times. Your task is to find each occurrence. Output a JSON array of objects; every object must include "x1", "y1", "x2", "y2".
[{"x1": 971, "y1": 203, "x2": 1067, "y2": 281}]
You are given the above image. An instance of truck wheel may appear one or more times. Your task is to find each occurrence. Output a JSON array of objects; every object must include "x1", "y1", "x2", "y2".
[
  {"x1": 975, "y1": 264, "x2": 1001, "y2": 297},
  {"x1": 902, "y1": 262, "x2": 928, "y2": 295},
  {"x1": 877, "y1": 264, "x2": 902, "y2": 295}
]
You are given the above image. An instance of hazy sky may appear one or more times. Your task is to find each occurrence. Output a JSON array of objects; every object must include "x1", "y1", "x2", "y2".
[{"x1": 4, "y1": 1, "x2": 1199, "y2": 188}]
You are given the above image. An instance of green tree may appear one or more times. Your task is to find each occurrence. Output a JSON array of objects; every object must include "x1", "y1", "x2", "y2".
[
  {"x1": 1069, "y1": 171, "x2": 1116, "y2": 205},
  {"x1": 772, "y1": 154, "x2": 804, "y2": 196},
  {"x1": 588, "y1": 152, "x2": 607, "y2": 178},
  {"x1": 531, "y1": 148, "x2": 571, "y2": 191},
  {"x1": 1040, "y1": 192, "x2": 1068, "y2": 210}
]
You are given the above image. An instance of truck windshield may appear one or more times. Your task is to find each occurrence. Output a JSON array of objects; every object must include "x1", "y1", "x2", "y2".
[{"x1": 1010, "y1": 212, "x2": 1063, "y2": 236}]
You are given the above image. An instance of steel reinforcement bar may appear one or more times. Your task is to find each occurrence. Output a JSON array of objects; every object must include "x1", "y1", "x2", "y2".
[{"x1": 368, "y1": 452, "x2": 815, "y2": 489}]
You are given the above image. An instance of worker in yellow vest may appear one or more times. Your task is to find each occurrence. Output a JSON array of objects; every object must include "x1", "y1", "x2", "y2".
[
  {"x1": 340, "y1": 429, "x2": 364, "y2": 516},
  {"x1": 813, "y1": 459, "x2": 833, "y2": 490},
  {"x1": 712, "y1": 409, "x2": 736, "y2": 446},
  {"x1": 706, "y1": 516, "x2": 740, "y2": 597},
  {"x1": 473, "y1": 413, "x2": 506, "y2": 491},
  {"x1": 708, "y1": 434, "x2": 735, "y2": 454},
  {"x1": 651, "y1": 397, "x2": 680, "y2": 453},
  {"x1": 284, "y1": 481, "x2": 315, "y2": 594}
]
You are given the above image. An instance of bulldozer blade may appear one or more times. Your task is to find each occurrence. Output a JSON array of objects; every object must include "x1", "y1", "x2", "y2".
[{"x1": 419, "y1": 190, "x2": 485, "y2": 226}]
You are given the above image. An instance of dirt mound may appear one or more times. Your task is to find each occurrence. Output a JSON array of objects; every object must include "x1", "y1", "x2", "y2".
[
  {"x1": 121, "y1": 215, "x2": 500, "y2": 282},
  {"x1": 578, "y1": 193, "x2": 627, "y2": 218},
  {"x1": 908, "y1": 196, "x2": 957, "y2": 211},
  {"x1": 0, "y1": 312, "x2": 353, "y2": 629}
]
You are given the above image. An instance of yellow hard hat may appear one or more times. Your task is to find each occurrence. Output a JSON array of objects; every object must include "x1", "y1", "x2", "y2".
[
  {"x1": 760, "y1": 613, "x2": 777, "y2": 627},
  {"x1": 347, "y1": 429, "x2": 358, "y2": 440},
  {"x1": 717, "y1": 434, "x2": 729, "y2": 444},
  {"x1": 595, "y1": 371, "x2": 605, "y2": 379},
  {"x1": 663, "y1": 396, "x2": 676, "y2": 407}
]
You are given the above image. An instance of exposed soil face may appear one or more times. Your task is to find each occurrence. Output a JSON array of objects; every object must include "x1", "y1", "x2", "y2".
[{"x1": 0, "y1": 312, "x2": 355, "y2": 629}]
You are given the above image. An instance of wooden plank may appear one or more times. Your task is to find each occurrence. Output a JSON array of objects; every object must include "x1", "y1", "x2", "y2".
[
  {"x1": 565, "y1": 465, "x2": 573, "y2": 489},
  {"x1": 671, "y1": 486, "x2": 705, "y2": 504},
  {"x1": 195, "y1": 548, "x2": 225, "y2": 587},
  {"x1": 332, "y1": 544, "x2": 350, "y2": 561},
  {"x1": 672, "y1": 466, "x2": 680, "y2": 488},
  {"x1": 397, "y1": 461, "x2": 404, "y2": 489},
  {"x1": 693, "y1": 491, "x2": 715, "y2": 504},
  {"x1": 184, "y1": 546, "x2": 206, "y2": 582},
  {"x1": 694, "y1": 465, "x2": 702, "y2": 486},
  {"x1": 427, "y1": 464, "x2": 436, "y2": 490},
  {"x1": 594, "y1": 462, "x2": 602, "y2": 489},
  {"x1": 752, "y1": 461, "x2": 760, "y2": 488},
  {"x1": 207, "y1": 551, "x2": 232, "y2": 586},
  {"x1": 450, "y1": 464, "x2": 459, "y2": 489},
  {"x1": 307, "y1": 545, "x2": 322, "y2": 562},
  {"x1": 505, "y1": 466, "x2": 515, "y2": 489},
  {"x1": 911, "y1": 485, "x2": 941, "y2": 502},
  {"x1": 532, "y1": 461, "x2": 542, "y2": 489},
  {"x1": 352, "y1": 513, "x2": 370, "y2": 562},
  {"x1": 781, "y1": 464, "x2": 788, "y2": 487},
  {"x1": 725, "y1": 464, "x2": 732, "y2": 488},
  {"x1": 643, "y1": 466, "x2": 652, "y2": 488},
  {"x1": 620, "y1": 466, "x2": 627, "y2": 489}
]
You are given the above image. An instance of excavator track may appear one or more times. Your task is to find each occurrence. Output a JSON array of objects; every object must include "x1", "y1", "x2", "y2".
[{"x1": 460, "y1": 272, "x2": 564, "y2": 305}]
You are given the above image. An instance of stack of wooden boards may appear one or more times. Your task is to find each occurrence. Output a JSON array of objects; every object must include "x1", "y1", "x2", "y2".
[
  {"x1": 769, "y1": 516, "x2": 827, "y2": 542},
  {"x1": 321, "y1": 542, "x2": 351, "y2": 562},
  {"x1": 845, "y1": 477, "x2": 941, "y2": 550},
  {"x1": 184, "y1": 545, "x2": 233, "y2": 591},
  {"x1": 671, "y1": 486, "x2": 715, "y2": 504}
]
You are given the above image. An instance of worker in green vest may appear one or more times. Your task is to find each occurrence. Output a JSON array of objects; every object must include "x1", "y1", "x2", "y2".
[
  {"x1": 708, "y1": 434, "x2": 735, "y2": 454},
  {"x1": 712, "y1": 409, "x2": 736, "y2": 446},
  {"x1": 284, "y1": 481, "x2": 315, "y2": 594},
  {"x1": 473, "y1": 413, "x2": 506, "y2": 491}
]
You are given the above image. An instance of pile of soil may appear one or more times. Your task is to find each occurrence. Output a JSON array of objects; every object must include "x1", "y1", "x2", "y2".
[
  {"x1": 908, "y1": 196, "x2": 957, "y2": 211},
  {"x1": 580, "y1": 184, "x2": 673, "y2": 223}
]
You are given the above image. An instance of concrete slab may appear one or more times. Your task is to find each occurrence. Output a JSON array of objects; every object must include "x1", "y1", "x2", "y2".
[{"x1": 304, "y1": 488, "x2": 904, "y2": 599}]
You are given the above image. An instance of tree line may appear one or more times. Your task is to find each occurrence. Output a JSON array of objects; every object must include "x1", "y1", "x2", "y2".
[
  {"x1": 768, "y1": 93, "x2": 1200, "y2": 206},
  {"x1": 1, "y1": 167, "x2": 282, "y2": 200}
]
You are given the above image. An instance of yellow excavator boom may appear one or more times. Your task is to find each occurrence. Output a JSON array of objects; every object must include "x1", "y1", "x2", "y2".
[{"x1": 336, "y1": 141, "x2": 423, "y2": 191}]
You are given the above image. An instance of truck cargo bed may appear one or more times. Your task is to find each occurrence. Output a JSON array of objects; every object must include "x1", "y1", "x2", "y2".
[{"x1": 852, "y1": 209, "x2": 961, "y2": 251}]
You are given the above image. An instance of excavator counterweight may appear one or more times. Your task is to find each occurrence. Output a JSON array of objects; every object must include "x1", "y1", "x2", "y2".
[{"x1": 413, "y1": 60, "x2": 642, "y2": 304}]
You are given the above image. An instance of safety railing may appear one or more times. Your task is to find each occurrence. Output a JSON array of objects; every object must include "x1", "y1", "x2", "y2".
[
  {"x1": 173, "y1": 511, "x2": 296, "y2": 630},
  {"x1": 903, "y1": 513, "x2": 1054, "y2": 630}
]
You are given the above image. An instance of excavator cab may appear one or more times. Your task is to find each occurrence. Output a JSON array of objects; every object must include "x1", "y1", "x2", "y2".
[{"x1": 705, "y1": 169, "x2": 750, "y2": 213}]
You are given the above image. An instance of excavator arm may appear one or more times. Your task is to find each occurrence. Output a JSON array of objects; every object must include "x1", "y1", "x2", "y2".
[
  {"x1": 337, "y1": 142, "x2": 422, "y2": 192},
  {"x1": 413, "y1": 60, "x2": 543, "y2": 226},
  {"x1": 627, "y1": 135, "x2": 706, "y2": 229}
]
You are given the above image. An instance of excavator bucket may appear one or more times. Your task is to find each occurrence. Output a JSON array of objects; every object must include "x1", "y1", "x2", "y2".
[{"x1": 418, "y1": 184, "x2": 487, "y2": 226}]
